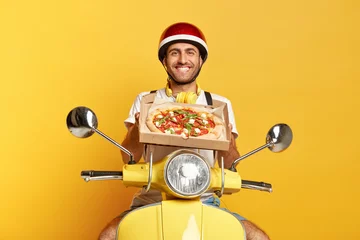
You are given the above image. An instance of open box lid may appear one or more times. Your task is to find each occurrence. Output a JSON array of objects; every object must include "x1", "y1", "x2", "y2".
[{"x1": 138, "y1": 93, "x2": 231, "y2": 151}]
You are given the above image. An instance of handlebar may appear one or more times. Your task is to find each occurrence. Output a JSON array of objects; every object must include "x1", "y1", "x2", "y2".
[
  {"x1": 241, "y1": 180, "x2": 272, "y2": 193},
  {"x1": 81, "y1": 170, "x2": 123, "y2": 182},
  {"x1": 80, "y1": 171, "x2": 272, "y2": 193}
]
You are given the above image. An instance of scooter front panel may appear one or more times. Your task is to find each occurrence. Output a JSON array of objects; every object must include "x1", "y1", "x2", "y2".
[
  {"x1": 162, "y1": 200, "x2": 203, "y2": 240},
  {"x1": 116, "y1": 200, "x2": 246, "y2": 240},
  {"x1": 162, "y1": 200, "x2": 246, "y2": 240},
  {"x1": 117, "y1": 203, "x2": 163, "y2": 240},
  {"x1": 202, "y1": 204, "x2": 246, "y2": 240}
]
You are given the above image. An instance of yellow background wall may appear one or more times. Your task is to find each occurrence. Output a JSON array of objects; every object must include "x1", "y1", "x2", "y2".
[{"x1": 1, "y1": 0, "x2": 359, "y2": 239}]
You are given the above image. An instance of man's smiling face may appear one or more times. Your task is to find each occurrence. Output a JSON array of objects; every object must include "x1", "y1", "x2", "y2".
[{"x1": 163, "y1": 42, "x2": 203, "y2": 85}]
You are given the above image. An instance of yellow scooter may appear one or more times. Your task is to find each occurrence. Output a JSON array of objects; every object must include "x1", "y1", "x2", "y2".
[{"x1": 66, "y1": 107, "x2": 293, "y2": 240}]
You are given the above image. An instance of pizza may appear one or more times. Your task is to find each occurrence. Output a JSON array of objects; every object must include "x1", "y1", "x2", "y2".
[{"x1": 146, "y1": 106, "x2": 225, "y2": 139}]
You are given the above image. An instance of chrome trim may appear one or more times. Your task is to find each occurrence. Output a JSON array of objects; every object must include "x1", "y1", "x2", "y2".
[
  {"x1": 230, "y1": 143, "x2": 272, "y2": 171},
  {"x1": 215, "y1": 156, "x2": 225, "y2": 198},
  {"x1": 241, "y1": 183, "x2": 272, "y2": 193},
  {"x1": 164, "y1": 150, "x2": 211, "y2": 198},
  {"x1": 82, "y1": 175, "x2": 123, "y2": 182},
  {"x1": 94, "y1": 128, "x2": 135, "y2": 164},
  {"x1": 145, "y1": 150, "x2": 153, "y2": 192}
]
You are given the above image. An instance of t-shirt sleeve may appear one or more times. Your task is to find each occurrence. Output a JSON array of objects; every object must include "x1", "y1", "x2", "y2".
[
  {"x1": 124, "y1": 93, "x2": 143, "y2": 128},
  {"x1": 226, "y1": 100, "x2": 239, "y2": 139}
]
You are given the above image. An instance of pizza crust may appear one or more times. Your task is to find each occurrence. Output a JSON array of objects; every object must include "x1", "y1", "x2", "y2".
[
  {"x1": 146, "y1": 109, "x2": 163, "y2": 133},
  {"x1": 195, "y1": 116, "x2": 225, "y2": 140}
]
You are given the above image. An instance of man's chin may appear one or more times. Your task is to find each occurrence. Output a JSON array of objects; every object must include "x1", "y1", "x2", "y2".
[
  {"x1": 168, "y1": 70, "x2": 200, "y2": 85},
  {"x1": 171, "y1": 78, "x2": 195, "y2": 85},
  {"x1": 171, "y1": 75, "x2": 195, "y2": 84}
]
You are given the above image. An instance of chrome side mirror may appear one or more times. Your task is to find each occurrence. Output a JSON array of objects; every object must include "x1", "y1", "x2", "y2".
[
  {"x1": 230, "y1": 123, "x2": 293, "y2": 171},
  {"x1": 266, "y1": 124, "x2": 293, "y2": 153},
  {"x1": 66, "y1": 106, "x2": 135, "y2": 164},
  {"x1": 66, "y1": 107, "x2": 98, "y2": 138}
]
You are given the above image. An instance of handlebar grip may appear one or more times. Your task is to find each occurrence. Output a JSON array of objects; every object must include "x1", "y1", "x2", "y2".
[
  {"x1": 81, "y1": 170, "x2": 123, "y2": 177},
  {"x1": 242, "y1": 180, "x2": 271, "y2": 188},
  {"x1": 81, "y1": 170, "x2": 123, "y2": 182},
  {"x1": 241, "y1": 180, "x2": 272, "y2": 192}
]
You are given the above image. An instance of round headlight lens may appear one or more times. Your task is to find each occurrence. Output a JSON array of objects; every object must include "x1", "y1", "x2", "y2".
[{"x1": 164, "y1": 151, "x2": 210, "y2": 198}]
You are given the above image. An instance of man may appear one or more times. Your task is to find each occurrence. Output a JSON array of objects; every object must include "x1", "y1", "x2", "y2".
[{"x1": 99, "y1": 22, "x2": 270, "y2": 240}]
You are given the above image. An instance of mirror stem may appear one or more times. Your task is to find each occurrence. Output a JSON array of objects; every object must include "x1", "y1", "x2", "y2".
[
  {"x1": 229, "y1": 142, "x2": 273, "y2": 172},
  {"x1": 93, "y1": 128, "x2": 136, "y2": 164}
]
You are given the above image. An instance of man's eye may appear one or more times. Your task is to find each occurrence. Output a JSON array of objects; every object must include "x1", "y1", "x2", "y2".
[{"x1": 170, "y1": 51, "x2": 178, "y2": 56}]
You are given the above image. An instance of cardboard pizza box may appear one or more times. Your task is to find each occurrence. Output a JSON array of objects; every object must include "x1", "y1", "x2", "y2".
[{"x1": 139, "y1": 93, "x2": 231, "y2": 151}]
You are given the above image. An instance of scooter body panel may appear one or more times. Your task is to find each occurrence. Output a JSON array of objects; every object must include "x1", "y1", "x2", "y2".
[
  {"x1": 116, "y1": 200, "x2": 245, "y2": 240},
  {"x1": 117, "y1": 203, "x2": 163, "y2": 240}
]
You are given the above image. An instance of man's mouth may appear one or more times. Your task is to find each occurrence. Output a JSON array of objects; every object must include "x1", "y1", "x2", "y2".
[{"x1": 176, "y1": 66, "x2": 191, "y2": 72}]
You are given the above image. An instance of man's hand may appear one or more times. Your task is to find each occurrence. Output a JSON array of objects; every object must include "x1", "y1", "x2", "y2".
[
  {"x1": 217, "y1": 123, "x2": 240, "y2": 169},
  {"x1": 121, "y1": 112, "x2": 144, "y2": 164},
  {"x1": 135, "y1": 112, "x2": 140, "y2": 126}
]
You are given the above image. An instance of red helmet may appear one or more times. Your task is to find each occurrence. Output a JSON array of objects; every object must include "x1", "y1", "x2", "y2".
[{"x1": 158, "y1": 22, "x2": 208, "y2": 62}]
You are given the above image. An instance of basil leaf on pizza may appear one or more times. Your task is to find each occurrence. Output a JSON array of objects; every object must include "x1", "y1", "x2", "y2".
[{"x1": 146, "y1": 106, "x2": 225, "y2": 139}]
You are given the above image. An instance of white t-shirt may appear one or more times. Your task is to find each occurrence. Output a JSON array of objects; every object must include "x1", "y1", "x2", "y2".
[{"x1": 124, "y1": 88, "x2": 238, "y2": 208}]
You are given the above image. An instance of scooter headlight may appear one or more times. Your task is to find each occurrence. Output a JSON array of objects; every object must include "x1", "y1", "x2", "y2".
[{"x1": 164, "y1": 150, "x2": 211, "y2": 198}]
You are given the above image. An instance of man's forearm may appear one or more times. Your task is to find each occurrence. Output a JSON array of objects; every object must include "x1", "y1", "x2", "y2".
[
  {"x1": 121, "y1": 124, "x2": 144, "y2": 164},
  {"x1": 218, "y1": 133, "x2": 240, "y2": 169},
  {"x1": 219, "y1": 147, "x2": 240, "y2": 169}
]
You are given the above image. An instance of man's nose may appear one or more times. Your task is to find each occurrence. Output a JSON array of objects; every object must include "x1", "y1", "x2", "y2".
[{"x1": 178, "y1": 53, "x2": 187, "y2": 64}]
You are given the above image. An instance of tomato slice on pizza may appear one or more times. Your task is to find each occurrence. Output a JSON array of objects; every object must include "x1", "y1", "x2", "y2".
[{"x1": 146, "y1": 107, "x2": 224, "y2": 139}]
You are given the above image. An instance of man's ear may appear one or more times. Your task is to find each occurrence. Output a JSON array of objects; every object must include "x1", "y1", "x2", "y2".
[
  {"x1": 199, "y1": 57, "x2": 203, "y2": 67},
  {"x1": 162, "y1": 58, "x2": 167, "y2": 70}
]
